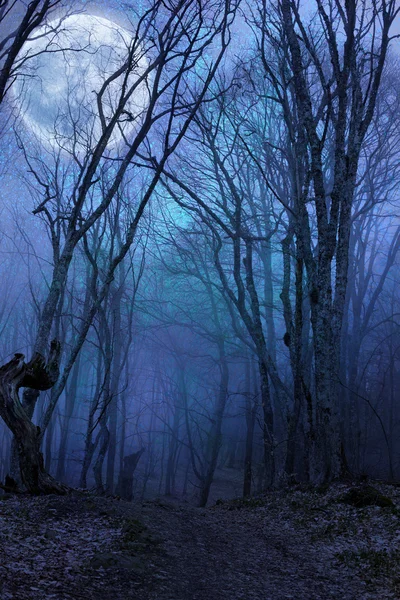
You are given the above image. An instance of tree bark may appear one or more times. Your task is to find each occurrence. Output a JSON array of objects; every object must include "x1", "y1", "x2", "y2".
[
  {"x1": 243, "y1": 358, "x2": 258, "y2": 497},
  {"x1": 0, "y1": 341, "x2": 68, "y2": 494},
  {"x1": 199, "y1": 340, "x2": 229, "y2": 507}
]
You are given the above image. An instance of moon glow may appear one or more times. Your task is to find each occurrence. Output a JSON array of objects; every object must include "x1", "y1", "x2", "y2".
[{"x1": 12, "y1": 14, "x2": 149, "y2": 152}]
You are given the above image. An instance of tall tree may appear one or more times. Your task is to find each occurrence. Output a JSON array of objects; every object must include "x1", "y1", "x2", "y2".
[
  {"x1": 252, "y1": 0, "x2": 399, "y2": 482},
  {"x1": 1, "y1": 0, "x2": 238, "y2": 494}
]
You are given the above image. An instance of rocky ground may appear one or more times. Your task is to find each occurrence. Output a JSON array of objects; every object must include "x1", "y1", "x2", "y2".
[{"x1": 0, "y1": 482, "x2": 400, "y2": 599}]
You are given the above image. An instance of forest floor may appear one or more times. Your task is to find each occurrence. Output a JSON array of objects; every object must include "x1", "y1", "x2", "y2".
[{"x1": 0, "y1": 482, "x2": 400, "y2": 600}]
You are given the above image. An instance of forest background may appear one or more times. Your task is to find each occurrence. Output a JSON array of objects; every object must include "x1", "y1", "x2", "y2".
[{"x1": 0, "y1": 0, "x2": 399, "y2": 507}]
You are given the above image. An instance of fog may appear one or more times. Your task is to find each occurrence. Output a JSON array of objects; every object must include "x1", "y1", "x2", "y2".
[{"x1": 0, "y1": 0, "x2": 399, "y2": 508}]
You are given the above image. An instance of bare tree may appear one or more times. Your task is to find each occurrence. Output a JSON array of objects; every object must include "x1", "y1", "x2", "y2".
[
  {"x1": 159, "y1": 92, "x2": 289, "y2": 488},
  {"x1": 250, "y1": 0, "x2": 400, "y2": 482},
  {"x1": 2, "y1": 0, "x2": 238, "y2": 494},
  {"x1": 0, "y1": 0, "x2": 67, "y2": 106}
]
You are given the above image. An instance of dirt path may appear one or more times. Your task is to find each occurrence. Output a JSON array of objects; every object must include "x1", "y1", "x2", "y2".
[
  {"x1": 0, "y1": 485, "x2": 399, "y2": 599},
  {"x1": 138, "y1": 499, "x2": 367, "y2": 600}
]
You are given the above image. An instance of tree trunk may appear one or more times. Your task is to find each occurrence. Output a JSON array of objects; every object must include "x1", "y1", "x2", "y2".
[
  {"x1": 243, "y1": 359, "x2": 257, "y2": 497},
  {"x1": 116, "y1": 448, "x2": 145, "y2": 501},
  {"x1": 106, "y1": 285, "x2": 123, "y2": 493},
  {"x1": 44, "y1": 412, "x2": 54, "y2": 473},
  {"x1": 80, "y1": 348, "x2": 102, "y2": 488},
  {"x1": 259, "y1": 358, "x2": 274, "y2": 487},
  {"x1": 165, "y1": 398, "x2": 180, "y2": 497},
  {"x1": 199, "y1": 342, "x2": 229, "y2": 507},
  {"x1": 0, "y1": 342, "x2": 68, "y2": 494},
  {"x1": 93, "y1": 420, "x2": 110, "y2": 494},
  {"x1": 56, "y1": 355, "x2": 80, "y2": 482}
]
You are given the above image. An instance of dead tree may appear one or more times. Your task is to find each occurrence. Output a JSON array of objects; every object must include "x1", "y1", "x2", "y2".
[
  {"x1": 0, "y1": 0, "x2": 65, "y2": 106},
  {"x1": 251, "y1": 0, "x2": 400, "y2": 482},
  {"x1": 116, "y1": 448, "x2": 145, "y2": 501},
  {"x1": 3, "y1": 0, "x2": 238, "y2": 494},
  {"x1": 0, "y1": 340, "x2": 67, "y2": 494}
]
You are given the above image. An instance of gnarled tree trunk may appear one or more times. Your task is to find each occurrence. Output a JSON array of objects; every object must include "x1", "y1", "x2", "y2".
[{"x1": 0, "y1": 341, "x2": 68, "y2": 495}]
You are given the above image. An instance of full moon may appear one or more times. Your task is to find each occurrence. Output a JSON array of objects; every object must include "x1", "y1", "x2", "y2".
[{"x1": 12, "y1": 14, "x2": 149, "y2": 152}]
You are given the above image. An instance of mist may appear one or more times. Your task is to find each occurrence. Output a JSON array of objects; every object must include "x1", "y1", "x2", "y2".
[{"x1": 1, "y1": 1, "x2": 400, "y2": 598}]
